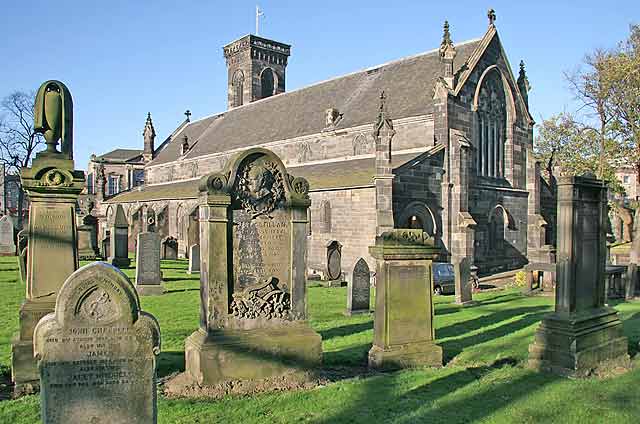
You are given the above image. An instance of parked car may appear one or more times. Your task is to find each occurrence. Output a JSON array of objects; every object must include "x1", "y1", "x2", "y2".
[{"x1": 433, "y1": 262, "x2": 455, "y2": 295}]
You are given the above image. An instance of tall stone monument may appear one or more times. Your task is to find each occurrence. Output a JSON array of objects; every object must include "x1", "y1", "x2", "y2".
[
  {"x1": 34, "y1": 262, "x2": 161, "y2": 423},
  {"x1": 0, "y1": 215, "x2": 16, "y2": 255},
  {"x1": 188, "y1": 244, "x2": 200, "y2": 274},
  {"x1": 345, "y1": 258, "x2": 371, "y2": 316},
  {"x1": 185, "y1": 148, "x2": 322, "y2": 385},
  {"x1": 368, "y1": 229, "x2": 442, "y2": 369},
  {"x1": 528, "y1": 174, "x2": 629, "y2": 377},
  {"x1": 11, "y1": 80, "x2": 85, "y2": 394},
  {"x1": 453, "y1": 257, "x2": 473, "y2": 305},
  {"x1": 135, "y1": 232, "x2": 164, "y2": 295},
  {"x1": 108, "y1": 205, "x2": 130, "y2": 268}
]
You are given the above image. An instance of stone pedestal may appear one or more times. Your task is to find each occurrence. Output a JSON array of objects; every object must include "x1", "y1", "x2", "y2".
[
  {"x1": 11, "y1": 150, "x2": 84, "y2": 395},
  {"x1": 528, "y1": 175, "x2": 629, "y2": 377},
  {"x1": 368, "y1": 229, "x2": 442, "y2": 369},
  {"x1": 184, "y1": 148, "x2": 322, "y2": 386}
]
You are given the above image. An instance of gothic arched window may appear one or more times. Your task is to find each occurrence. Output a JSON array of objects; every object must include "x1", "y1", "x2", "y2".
[
  {"x1": 232, "y1": 70, "x2": 244, "y2": 107},
  {"x1": 261, "y1": 68, "x2": 275, "y2": 99},
  {"x1": 476, "y1": 70, "x2": 507, "y2": 178}
]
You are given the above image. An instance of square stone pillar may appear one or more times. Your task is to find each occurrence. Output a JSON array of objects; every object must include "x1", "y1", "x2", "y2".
[
  {"x1": 528, "y1": 175, "x2": 629, "y2": 377},
  {"x1": 368, "y1": 229, "x2": 442, "y2": 369},
  {"x1": 11, "y1": 151, "x2": 84, "y2": 395}
]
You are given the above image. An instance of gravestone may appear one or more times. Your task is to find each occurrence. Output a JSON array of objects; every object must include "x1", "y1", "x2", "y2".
[
  {"x1": 17, "y1": 230, "x2": 28, "y2": 284},
  {"x1": 101, "y1": 233, "x2": 110, "y2": 259},
  {"x1": 77, "y1": 214, "x2": 99, "y2": 260},
  {"x1": 161, "y1": 236, "x2": 178, "y2": 260},
  {"x1": 528, "y1": 174, "x2": 629, "y2": 377},
  {"x1": 184, "y1": 148, "x2": 321, "y2": 386},
  {"x1": 135, "y1": 232, "x2": 164, "y2": 296},
  {"x1": 368, "y1": 229, "x2": 442, "y2": 369},
  {"x1": 453, "y1": 257, "x2": 473, "y2": 305},
  {"x1": 34, "y1": 262, "x2": 161, "y2": 423},
  {"x1": 11, "y1": 80, "x2": 85, "y2": 395},
  {"x1": 187, "y1": 244, "x2": 200, "y2": 274},
  {"x1": 108, "y1": 205, "x2": 130, "y2": 268},
  {"x1": 325, "y1": 240, "x2": 343, "y2": 286},
  {"x1": 0, "y1": 215, "x2": 16, "y2": 255},
  {"x1": 345, "y1": 258, "x2": 371, "y2": 316}
]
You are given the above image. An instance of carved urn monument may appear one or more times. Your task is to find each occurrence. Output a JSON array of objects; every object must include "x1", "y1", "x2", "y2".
[
  {"x1": 184, "y1": 148, "x2": 322, "y2": 385},
  {"x1": 11, "y1": 80, "x2": 85, "y2": 395}
]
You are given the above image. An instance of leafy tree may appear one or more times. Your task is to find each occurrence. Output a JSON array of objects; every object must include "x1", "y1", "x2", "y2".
[{"x1": 0, "y1": 90, "x2": 43, "y2": 227}]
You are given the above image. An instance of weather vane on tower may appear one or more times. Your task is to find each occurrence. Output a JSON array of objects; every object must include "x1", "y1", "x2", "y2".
[{"x1": 256, "y1": 5, "x2": 265, "y2": 35}]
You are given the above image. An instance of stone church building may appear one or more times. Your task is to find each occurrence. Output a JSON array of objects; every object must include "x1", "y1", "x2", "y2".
[{"x1": 94, "y1": 13, "x2": 553, "y2": 277}]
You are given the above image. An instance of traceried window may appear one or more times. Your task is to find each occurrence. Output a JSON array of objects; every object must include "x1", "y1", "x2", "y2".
[
  {"x1": 232, "y1": 70, "x2": 244, "y2": 107},
  {"x1": 476, "y1": 70, "x2": 507, "y2": 178},
  {"x1": 261, "y1": 68, "x2": 275, "y2": 99}
]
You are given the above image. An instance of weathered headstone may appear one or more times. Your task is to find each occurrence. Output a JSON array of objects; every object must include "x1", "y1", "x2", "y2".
[
  {"x1": 187, "y1": 244, "x2": 200, "y2": 274},
  {"x1": 161, "y1": 236, "x2": 178, "y2": 260},
  {"x1": 326, "y1": 240, "x2": 342, "y2": 284},
  {"x1": 135, "y1": 232, "x2": 164, "y2": 296},
  {"x1": 0, "y1": 215, "x2": 16, "y2": 255},
  {"x1": 345, "y1": 258, "x2": 371, "y2": 316},
  {"x1": 183, "y1": 148, "x2": 321, "y2": 385},
  {"x1": 11, "y1": 80, "x2": 85, "y2": 395},
  {"x1": 108, "y1": 205, "x2": 130, "y2": 268},
  {"x1": 34, "y1": 262, "x2": 161, "y2": 423},
  {"x1": 453, "y1": 257, "x2": 473, "y2": 305},
  {"x1": 528, "y1": 174, "x2": 629, "y2": 377},
  {"x1": 101, "y1": 233, "x2": 110, "y2": 259},
  {"x1": 368, "y1": 229, "x2": 442, "y2": 369},
  {"x1": 17, "y1": 229, "x2": 28, "y2": 284},
  {"x1": 77, "y1": 214, "x2": 99, "y2": 260}
]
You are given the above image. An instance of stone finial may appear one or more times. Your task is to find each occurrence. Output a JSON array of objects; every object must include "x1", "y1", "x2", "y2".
[
  {"x1": 440, "y1": 21, "x2": 453, "y2": 50},
  {"x1": 517, "y1": 60, "x2": 531, "y2": 107},
  {"x1": 488, "y1": 9, "x2": 496, "y2": 26},
  {"x1": 439, "y1": 20, "x2": 457, "y2": 87},
  {"x1": 143, "y1": 112, "x2": 156, "y2": 139},
  {"x1": 185, "y1": 110, "x2": 192, "y2": 122},
  {"x1": 33, "y1": 80, "x2": 74, "y2": 160},
  {"x1": 373, "y1": 91, "x2": 394, "y2": 138}
]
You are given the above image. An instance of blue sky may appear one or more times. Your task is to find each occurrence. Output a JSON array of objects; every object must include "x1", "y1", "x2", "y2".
[{"x1": 1, "y1": 1, "x2": 638, "y2": 170}]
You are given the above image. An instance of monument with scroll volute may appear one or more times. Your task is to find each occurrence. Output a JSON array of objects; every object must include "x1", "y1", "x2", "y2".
[
  {"x1": 528, "y1": 174, "x2": 629, "y2": 377},
  {"x1": 11, "y1": 80, "x2": 85, "y2": 395},
  {"x1": 184, "y1": 148, "x2": 322, "y2": 385}
]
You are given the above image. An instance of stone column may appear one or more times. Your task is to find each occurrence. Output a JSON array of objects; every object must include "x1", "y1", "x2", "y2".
[
  {"x1": 368, "y1": 229, "x2": 442, "y2": 369},
  {"x1": 528, "y1": 174, "x2": 629, "y2": 377},
  {"x1": 11, "y1": 141, "x2": 84, "y2": 395}
]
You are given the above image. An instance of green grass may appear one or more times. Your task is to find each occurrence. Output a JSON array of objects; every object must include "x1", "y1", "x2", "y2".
[{"x1": 2, "y1": 255, "x2": 640, "y2": 423}]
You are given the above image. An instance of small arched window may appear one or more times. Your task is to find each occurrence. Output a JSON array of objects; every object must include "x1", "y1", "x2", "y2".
[
  {"x1": 232, "y1": 70, "x2": 244, "y2": 107},
  {"x1": 261, "y1": 68, "x2": 275, "y2": 99}
]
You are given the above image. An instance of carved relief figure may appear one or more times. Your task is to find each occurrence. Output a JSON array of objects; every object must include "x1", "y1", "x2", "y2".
[{"x1": 235, "y1": 156, "x2": 285, "y2": 218}]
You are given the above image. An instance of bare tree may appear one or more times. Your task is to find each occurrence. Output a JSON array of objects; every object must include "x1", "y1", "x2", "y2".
[{"x1": 0, "y1": 90, "x2": 43, "y2": 228}]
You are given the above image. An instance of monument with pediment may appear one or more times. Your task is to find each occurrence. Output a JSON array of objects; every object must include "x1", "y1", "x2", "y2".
[
  {"x1": 184, "y1": 147, "x2": 322, "y2": 385},
  {"x1": 11, "y1": 80, "x2": 85, "y2": 395}
]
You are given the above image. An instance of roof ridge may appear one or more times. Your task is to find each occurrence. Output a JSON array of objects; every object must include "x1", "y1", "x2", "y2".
[{"x1": 190, "y1": 37, "x2": 482, "y2": 125}]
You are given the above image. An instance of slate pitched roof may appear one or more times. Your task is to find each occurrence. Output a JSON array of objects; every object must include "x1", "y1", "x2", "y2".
[
  {"x1": 96, "y1": 149, "x2": 144, "y2": 163},
  {"x1": 149, "y1": 38, "x2": 482, "y2": 167},
  {"x1": 107, "y1": 152, "x2": 424, "y2": 203}
]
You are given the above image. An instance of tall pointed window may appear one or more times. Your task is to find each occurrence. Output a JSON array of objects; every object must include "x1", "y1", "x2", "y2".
[
  {"x1": 232, "y1": 70, "x2": 244, "y2": 107},
  {"x1": 261, "y1": 68, "x2": 275, "y2": 99},
  {"x1": 476, "y1": 70, "x2": 506, "y2": 178}
]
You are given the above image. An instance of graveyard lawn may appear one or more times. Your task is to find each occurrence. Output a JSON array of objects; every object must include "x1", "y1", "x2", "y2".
[{"x1": 1, "y1": 257, "x2": 640, "y2": 423}]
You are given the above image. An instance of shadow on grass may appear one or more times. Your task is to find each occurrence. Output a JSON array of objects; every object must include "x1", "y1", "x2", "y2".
[
  {"x1": 162, "y1": 276, "x2": 199, "y2": 282},
  {"x1": 163, "y1": 288, "x2": 200, "y2": 294},
  {"x1": 319, "y1": 358, "x2": 555, "y2": 424},
  {"x1": 157, "y1": 351, "x2": 185, "y2": 378},
  {"x1": 319, "y1": 322, "x2": 372, "y2": 341}
]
